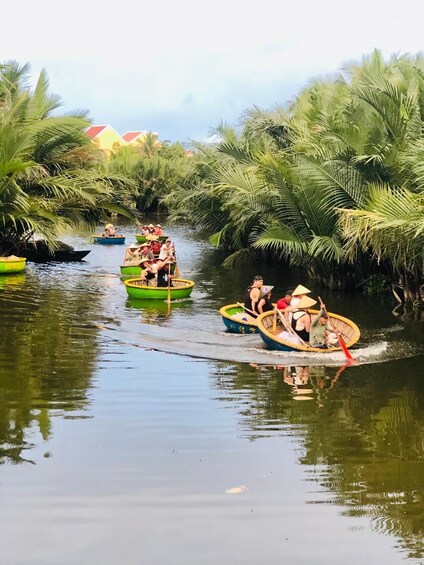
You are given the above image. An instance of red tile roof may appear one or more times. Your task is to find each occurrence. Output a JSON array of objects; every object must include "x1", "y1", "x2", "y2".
[
  {"x1": 85, "y1": 125, "x2": 108, "y2": 138},
  {"x1": 122, "y1": 131, "x2": 143, "y2": 142}
]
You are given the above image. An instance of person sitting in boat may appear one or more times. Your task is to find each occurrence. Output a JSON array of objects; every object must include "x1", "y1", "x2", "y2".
[
  {"x1": 155, "y1": 224, "x2": 164, "y2": 236},
  {"x1": 290, "y1": 284, "x2": 311, "y2": 309},
  {"x1": 309, "y1": 304, "x2": 331, "y2": 348},
  {"x1": 309, "y1": 304, "x2": 339, "y2": 348},
  {"x1": 103, "y1": 223, "x2": 116, "y2": 237},
  {"x1": 257, "y1": 285, "x2": 274, "y2": 314},
  {"x1": 244, "y1": 275, "x2": 264, "y2": 318},
  {"x1": 158, "y1": 239, "x2": 175, "y2": 261},
  {"x1": 147, "y1": 224, "x2": 156, "y2": 234},
  {"x1": 124, "y1": 244, "x2": 142, "y2": 264},
  {"x1": 140, "y1": 257, "x2": 157, "y2": 285},
  {"x1": 276, "y1": 289, "x2": 293, "y2": 311},
  {"x1": 289, "y1": 295, "x2": 317, "y2": 342},
  {"x1": 156, "y1": 257, "x2": 174, "y2": 287},
  {"x1": 140, "y1": 243, "x2": 155, "y2": 261}
]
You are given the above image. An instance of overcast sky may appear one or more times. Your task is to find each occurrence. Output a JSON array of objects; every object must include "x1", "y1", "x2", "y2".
[{"x1": 2, "y1": 0, "x2": 424, "y2": 143}]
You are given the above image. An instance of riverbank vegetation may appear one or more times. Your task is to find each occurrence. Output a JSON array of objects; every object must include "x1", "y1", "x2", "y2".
[
  {"x1": 0, "y1": 61, "x2": 136, "y2": 255},
  {"x1": 1, "y1": 53, "x2": 423, "y2": 307},
  {"x1": 167, "y1": 50, "x2": 424, "y2": 307}
]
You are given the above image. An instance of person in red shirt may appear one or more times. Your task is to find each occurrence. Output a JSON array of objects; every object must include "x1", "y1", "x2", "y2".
[{"x1": 276, "y1": 289, "x2": 293, "y2": 310}]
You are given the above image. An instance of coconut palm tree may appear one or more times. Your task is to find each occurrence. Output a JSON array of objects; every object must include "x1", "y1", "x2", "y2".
[{"x1": 0, "y1": 61, "x2": 135, "y2": 254}]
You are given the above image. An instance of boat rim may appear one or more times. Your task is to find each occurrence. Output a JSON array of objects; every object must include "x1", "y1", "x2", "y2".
[
  {"x1": 124, "y1": 277, "x2": 195, "y2": 289},
  {"x1": 256, "y1": 309, "x2": 361, "y2": 353}
]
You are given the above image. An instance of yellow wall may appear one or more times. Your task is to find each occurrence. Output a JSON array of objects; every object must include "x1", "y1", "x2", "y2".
[{"x1": 93, "y1": 126, "x2": 124, "y2": 155}]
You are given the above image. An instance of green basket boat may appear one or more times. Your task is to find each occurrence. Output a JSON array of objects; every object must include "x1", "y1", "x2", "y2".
[
  {"x1": 0, "y1": 256, "x2": 27, "y2": 274},
  {"x1": 124, "y1": 277, "x2": 195, "y2": 300},
  {"x1": 135, "y1": 234, "x2": 169, "y2": 244},
  {"x1": 120, "y1": 264, "x2": 142, "y2": 276}
]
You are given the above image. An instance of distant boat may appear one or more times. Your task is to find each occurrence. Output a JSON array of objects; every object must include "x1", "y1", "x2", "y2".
[
  {"x1": 219, "y1": 303, "x2": 259, "y2": 334},
  {"x1": 256, "y1": 309, "x2": 360, "y2": 352},
  {"x1": 124, "y1": 278, "x2": 195, "y2": 300},
  {"x1": 21, "y1": 241, "x2": 90, "y2": 262},
  {"x1": 92, "y1": 235, "x2": 126, "y2": 245},
  {"x1": 0, "y1": 256, "x2": 26, "y2": 274}
]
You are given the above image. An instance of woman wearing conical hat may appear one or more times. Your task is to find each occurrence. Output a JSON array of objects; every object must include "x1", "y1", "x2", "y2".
[
  {"x1": 257, "y1": 285, "x2": 274, "y2": 314},
  {"x1": 290, "y1": 284, "x2": 311, "y2": 309},
  {"x1": 289, "y1": 295, "x2": 317, "y2": 342}
]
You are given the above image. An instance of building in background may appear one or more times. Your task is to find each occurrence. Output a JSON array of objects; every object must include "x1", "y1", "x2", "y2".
[{"x1": 85, "y1": 124, "x2": 123, "y2": 155}]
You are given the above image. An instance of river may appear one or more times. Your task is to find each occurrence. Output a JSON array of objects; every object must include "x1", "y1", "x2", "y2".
[{"x1": 0, "y1": 221, "x2": 423, "y2": 564}]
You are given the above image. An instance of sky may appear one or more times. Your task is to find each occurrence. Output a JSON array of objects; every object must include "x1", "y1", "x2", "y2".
[{"x1": 2, "y1": 0, "x2": 424, "y2": 144}]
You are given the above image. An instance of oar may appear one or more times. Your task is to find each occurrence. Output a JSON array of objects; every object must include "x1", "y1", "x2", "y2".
[
  {"x1": 318, "y1": 296, "x2": 353, "y2": 361},
  {"x1": 173, "y1": 251, "x2": 180, "y2": 278},
  {"x1": 166, "y1": 265, "x2": 172, "y2": 305},
  {"x1": 272, "y1": 308, "x2": 277, "y2": 332},
  {"x1": 236, "y1": 302, "x2": 257, "y2": 318},
  {"x1": 276, "y1": 309, "x2": 308, "y2": 347}
]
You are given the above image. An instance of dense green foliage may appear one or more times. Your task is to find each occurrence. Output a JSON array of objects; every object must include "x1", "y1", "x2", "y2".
[
  {"x1": 107, "y1": 135, "x2": 195, "y2": 213},
  {"x1": 168, "y1": 51, "x2": 424, "y2": 305},
  {"x1": 2, "y1": 53, "x2": 423, "y2": 305}
]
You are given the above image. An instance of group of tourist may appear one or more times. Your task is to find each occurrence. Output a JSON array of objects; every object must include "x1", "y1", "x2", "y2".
[
  {"x1": 138, "y1": 223, "x2": 164, "y2": 237},
  {"x1": 123, "y1": 237, "x2": 177, "y2": 287},
  {"x1": 244, "y1": 275, "x2": 338, "y2": 348}
]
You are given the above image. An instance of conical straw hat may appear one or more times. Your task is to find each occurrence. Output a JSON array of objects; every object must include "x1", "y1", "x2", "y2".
[
  {"x1": 296, "y1": 295, "x2": 317, "y2": 309},
  {"x1": 292, "y1": 284, "x2": 311, "y2": 296},
  {"x1": 260, "y1": 285, "x2": 274, "y2": 298}
]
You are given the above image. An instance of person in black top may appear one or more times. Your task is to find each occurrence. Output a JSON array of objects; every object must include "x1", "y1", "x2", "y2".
[
  {"x1": 257, "y1": 285, "x2": 274, "y2": 314},
  {"x1": 244, "y1": 275, "x2": 264, "y2": 318},
  {"x1": 156, "y1": 257, "x2": 175, "y2": 287}
]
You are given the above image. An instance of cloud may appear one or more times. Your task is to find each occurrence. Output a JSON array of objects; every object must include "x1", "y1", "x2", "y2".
[{"x1": 2, "y1": 0, "x2": 424, "y2": 141}]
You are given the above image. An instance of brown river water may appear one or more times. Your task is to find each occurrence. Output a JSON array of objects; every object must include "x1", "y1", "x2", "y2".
[{"x1": 1, "y1": 221, "x2": 423, "y2": 564}]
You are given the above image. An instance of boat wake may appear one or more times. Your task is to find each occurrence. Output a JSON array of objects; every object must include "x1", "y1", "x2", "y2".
[{"x1": 95, "y1": 318, "x2": 423, "y2": 367}]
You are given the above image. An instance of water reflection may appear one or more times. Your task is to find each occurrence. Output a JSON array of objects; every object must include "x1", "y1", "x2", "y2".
[
  {"x1": 210, "y1": 358, "x2": 424, "y2": 560},
  {"x1": 125, "y1": 296, "x2": 192, "y2": 325},
  {"x1": 0, "y1": 270, "x2": 100, "y2": 464},
  {"x1": 282, "y1": 364, "x2": 347, "y2": 403},
  {"x1": 1, "y1": 221, "x2": 424, "y2": 563},
  {"x1": 0, "y1": 273, "x2": 26, "y2": 289}
]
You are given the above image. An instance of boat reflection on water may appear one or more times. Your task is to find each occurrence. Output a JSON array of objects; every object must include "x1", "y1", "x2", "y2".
[
  {"x1": 0, "y1": 272, "x2": 26, "y2": 289},
  {"x1": 281, "y1": 364, "x2": 349, "y2": 405},
  {"x1": 125, "y1": 296, "x2": 192, "y2": 324}
]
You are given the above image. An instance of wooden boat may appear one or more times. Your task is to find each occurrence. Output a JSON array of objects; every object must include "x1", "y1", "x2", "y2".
[
  {"x1": 92, "y1": 235, "x2": 126, "y2": 245},
  {"x1": 0, "y1": 256, "x2": 26, "y2": 274},
  {"x1": 220, "y1": 303, "x2": 259, "y2": 334},
  {"x1": 22, "y1": 241, "x2": 90, "y2": 262},
  {"x1": 124, "y1": 277, "x2": 195, "y2": 300},
  {"x1": 256, "y1": 309, "x2": 360, "y2": 353}
]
